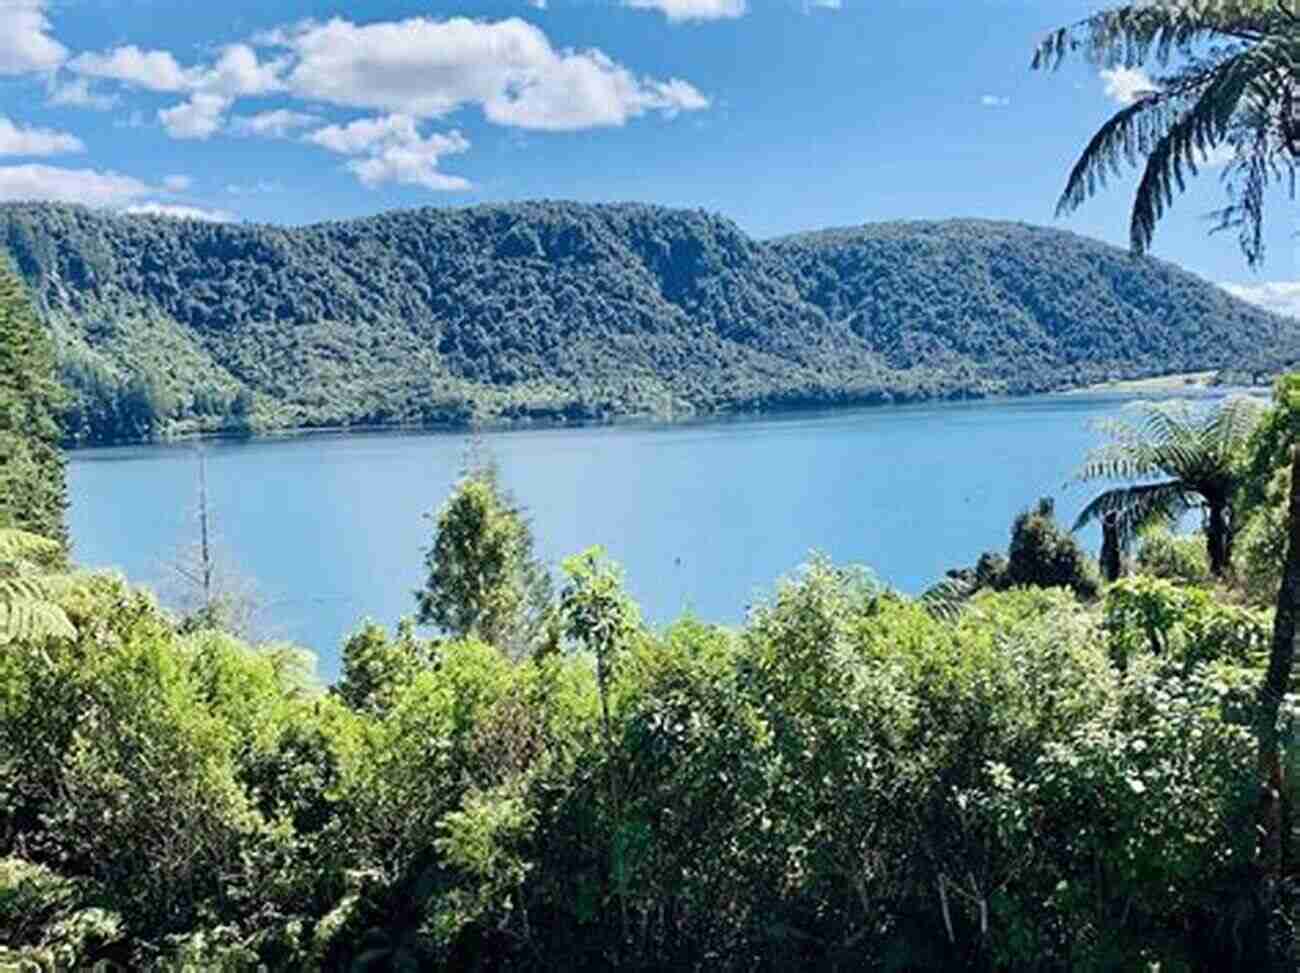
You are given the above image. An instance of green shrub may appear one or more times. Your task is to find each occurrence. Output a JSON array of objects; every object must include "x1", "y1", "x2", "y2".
[
  {"x1": 1135, "y1": 526, "x2": 1213, "y2": 585},
  {"x1": 1005, "y1": 497, "x2": 1101, "y2": 599}
]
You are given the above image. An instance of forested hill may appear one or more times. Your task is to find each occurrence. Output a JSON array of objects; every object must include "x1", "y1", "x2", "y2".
[{"x1": 1, "y1": 200, "x2": 1295, "y2": 443}]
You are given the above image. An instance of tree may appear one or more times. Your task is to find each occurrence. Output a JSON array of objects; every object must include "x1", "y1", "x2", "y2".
[
  {"x1": 415, "y1": 464, "x2": 552, "y2": 655},
  {"x1": 1034, "y1": 1, "x2": 1300, "y2": 265},
  {"x1": 1073, "y1": 397, "x2": 1267, "y2": 577},
  {"x1": 0, "y1": 259, "x2": 65, "y2": 549},
  {"x1": 1038, "y1": 0, "x2": 1300, "y2": 947},
  {"x1": 164, "y1": 448, "x2": 259, "y2": 638},
  {"x1": 1006, "y1": 497, "x2": 1101, "y2": 598}
]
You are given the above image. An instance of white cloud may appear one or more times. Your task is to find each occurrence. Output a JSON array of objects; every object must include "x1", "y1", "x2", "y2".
[
  {"x1": 0, "y1": 0, "x2": 66, "y2": 75},
  {"x1": 229, "y1": 108, "x2": 321, "y2": 138},
  {"x1": 46, "y1": 76, "x2": 117, "y2": 109},
  {"x1": 203, "y1": 44, "x2": 285, "y2": 97},
  {"x1": 1101, "y1": 66, "x2": 1157, "y2": 105},
  {"x1": 625, "y1": 0, "x2": 746, "y2": 20},
  {"x1": 307, "y1": 114, "x2": 471, "y2": 191},
  {"x1": 159, "y1": 93, "x2": 232, "y2": 140},
  {"x1": 1221, "y1": 281, "x2": 1300, "y2": 319},
  {"x1": 162, "y1": 174, "x2": 192, "y2": 192},
  {"x1": 226, "y1": 179, "x2": 282, "y2": 195},
  {"x1": 70, "y1": 45, "x2": 193, "y2": 91},
  {"x1": 528, "y1": 0, "x2": 547, "y2": 7},
  {"x1": 803, "y1": 0, "x2": 841, "y2": 9},
  {"x1": 276, "y1": 17, "x2": 709, "y2": 129},
  {"x1": 0, "y1": 164, "x2": 153, "y2": 206},
  {"x1": 980, "y1": 94, "x2": 1009, "y2": 107},
  {"x1": 0, "y1": 116, "x2": 82, "y2": 156},
  {"x1": 123, "y1": 202, "x2": 235, "y2": 222}
]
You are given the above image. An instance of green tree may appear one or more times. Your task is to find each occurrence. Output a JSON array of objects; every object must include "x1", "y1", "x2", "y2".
[
  {"x1": 1038, "y1": 0, "x2": 1300, "y2": 949},
  {"x1": 416, "y1": 465, "x2": 552, "y2": 655},
  {"x1": 1006, "y1": 497, "x2": 1101, "y2": 599},
  {"x1": 0, "y1": 259, "x2": 66, "y2": 549},
  {"x1": 1073, "y1": 397, "x2": 1267, "y2": 577},
  {"x1": 1034, "y1": 0, "x2": 1300, "y2": 264}
]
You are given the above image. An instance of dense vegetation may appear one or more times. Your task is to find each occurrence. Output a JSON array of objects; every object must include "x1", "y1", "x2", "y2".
[
  {"x1": 0, "y1": 258, "x2": 66, "y2": 548},
  {"x1": 2, "y1": 416, "x2": 1297, "y2": 970},
  {"x1": 1, "y1": 201, "x2": 1295, "y2": 444}
]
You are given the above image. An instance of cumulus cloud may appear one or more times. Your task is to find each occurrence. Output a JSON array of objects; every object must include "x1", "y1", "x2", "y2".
[
  {"x1": 0, "y1": 0, "x2": 66, "y2": 75},
  {"x1": 70, "y1": 45, "x2": 193, "y2": 91},
  {"x1": 0, "y1": 116, "x2": 82, "y2": 156},
  {"x1": 276, "y1": 17, "x2": 709, "y2": 129},
  {"x1": 123, "y1": 202, "x2": 235, "y2": 222},
  {"x1": 1101, "y1": 66, "x2": 1157, "y2": 105},
  {"x1": 625, "y1": 0, "x2": 746, "y2": 20},
  {"x1": 159, "y1": 93, "x2": 232, "y2": 139},
  {"x1": 307, "y1": 114, "x2": 471, "y2": 190},
  {"x1": 229, "y1": 108, "x2": 321, "y2": 138},
  {"x1": 0, "y1": 163, "x2": 154, "y2": 206},
  {"x1": 1221, "y1": 281, "x2": 1300, "y2": 319},
  {"x1": 162, "y1": 174, "x2": 192, "y2": 192},
  {"x1": 980, "y1": 94, "x2": 1010, "y2": 107}
]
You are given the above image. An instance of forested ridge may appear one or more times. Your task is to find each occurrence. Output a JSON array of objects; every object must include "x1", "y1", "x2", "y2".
[{"x1": 1, "y1": 200, "x2": 1293, "y2": 443}]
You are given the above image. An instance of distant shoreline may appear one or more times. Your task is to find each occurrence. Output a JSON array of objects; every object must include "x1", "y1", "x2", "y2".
[
  {"x1": 67, "y1": 372, "x2": 1267, "y2": 453},
  {"x1": 1064, "y1": 371, "x2": 1219, "y2": 395}
]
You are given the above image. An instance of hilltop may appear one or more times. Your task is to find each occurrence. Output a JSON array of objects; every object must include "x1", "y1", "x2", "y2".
[{"x1": 1, "y1": 201, "x2": 1293, "y2": 442}]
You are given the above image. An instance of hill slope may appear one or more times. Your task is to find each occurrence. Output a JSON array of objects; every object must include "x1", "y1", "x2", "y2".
[{"x1": 1, "y1": 201, "x2": 1293, "y2": 443}]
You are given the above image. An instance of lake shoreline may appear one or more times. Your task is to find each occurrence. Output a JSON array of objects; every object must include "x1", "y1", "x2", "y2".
[{"x1": 64, "y1": 369, "x2": 1258, "y2": 453}]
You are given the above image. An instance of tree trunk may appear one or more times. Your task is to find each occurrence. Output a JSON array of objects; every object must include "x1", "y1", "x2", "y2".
[
  {"x1": 1258, "y1": 446, "x2": 1300, "y2": 905},
  {"x1": 1100, "y1": 512, "x2": 1122, "y2": 582},
  {"x1": 1207, "y1": 499, "x2": 1231, "y2": 578}
]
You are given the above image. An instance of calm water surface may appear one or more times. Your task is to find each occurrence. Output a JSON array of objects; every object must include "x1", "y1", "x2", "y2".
[{"x1": 68, "y1": 392, "x2": 1235, "y2": 678}]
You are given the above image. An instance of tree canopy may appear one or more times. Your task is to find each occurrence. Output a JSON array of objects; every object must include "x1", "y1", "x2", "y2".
[{"x1": 2, "y1": 202, "x2": 1296, "y2": 443}]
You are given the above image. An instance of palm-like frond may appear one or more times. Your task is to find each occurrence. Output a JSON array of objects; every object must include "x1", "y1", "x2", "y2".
[
  {"x1": 1076, "y1": 398, "x2": 1266, "y2": 488},
  {"x1": 0, "y1": 599, "x2": 75, "y2": 645},
  {"x1": 1035, "y1": 1, "x2": 1300, "y2": 261},
  {"x1": 1072, "y1": 479, "x2": 1196, "y2": 547},
  {"x1": 921, "y1": 576, "x2": 979, "y2": 622},
  {"x1": 0, "y1": 528, "x2": 62, "y2": 565},
  {"x1": 1034, "y1": 3, "x2": 1282, "y2": 73},
  {"x1": 0, "y1": 527, "x2": 76, "y2": 647}
]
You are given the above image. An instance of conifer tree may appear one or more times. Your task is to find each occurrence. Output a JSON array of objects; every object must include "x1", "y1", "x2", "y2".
[{"x1": 0, "y1": 258, "x2": 65, "y2": 550}]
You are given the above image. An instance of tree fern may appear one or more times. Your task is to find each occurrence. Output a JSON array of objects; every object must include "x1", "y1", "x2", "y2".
[
  {"x1": 1073, "y1": 396, "x2": 1267, "y2": 575},
  {"x1": 0, "y1": 527, "x2": 74, "y2": 645},
  {"x1": 1036, "y1": 0, "x2": 1300, "y2": 263}
]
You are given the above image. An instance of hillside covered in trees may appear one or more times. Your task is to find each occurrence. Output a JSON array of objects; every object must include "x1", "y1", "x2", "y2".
[{"x1": 1, "y1": 201, "x2": 1294, "y2": 443}]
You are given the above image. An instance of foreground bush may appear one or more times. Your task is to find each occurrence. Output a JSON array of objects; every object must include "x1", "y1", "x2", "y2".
[{"x1": 0, "y1": 559, "x2": 1291, "y2": 970}]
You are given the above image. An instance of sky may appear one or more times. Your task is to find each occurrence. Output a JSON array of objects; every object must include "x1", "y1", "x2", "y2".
[{"x1": 1, "y1": 0, "x2": 1298, "y2": 313}]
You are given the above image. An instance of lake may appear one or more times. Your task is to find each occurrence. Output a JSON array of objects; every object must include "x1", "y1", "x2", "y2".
[{"x1": 67, "y1": 391, "x2": 1235, "y2": 678}]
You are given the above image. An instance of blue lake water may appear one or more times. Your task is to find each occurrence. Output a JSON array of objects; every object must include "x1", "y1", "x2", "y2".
[{"x1": 67, "y1": 391, "x2": 1238, "y2": 678}]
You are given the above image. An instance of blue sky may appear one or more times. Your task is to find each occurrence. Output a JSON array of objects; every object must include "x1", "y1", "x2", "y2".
[{"x1": 1, "y1": 0, "x2": 1297, "y2": 311}]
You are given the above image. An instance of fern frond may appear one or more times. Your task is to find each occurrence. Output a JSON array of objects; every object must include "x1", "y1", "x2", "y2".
[
  {"x1": 1034, "y1": 2, "x2": 1281, "y2": 73},
  {"x1": 1129, "y1": 39, "x2": 1296, "y2": 251},
  {"x1": 0, "y1": 528, "x2": 62, "y2": 565},
  {"x1": 1072, "y1": 480, "x2": 1195, "y2": 545},
  {"x1": 1204, "y1": 394, "x2": 1269, "y2": 458},
  {"x1": 921, "y1": 576, "x2": 978, "y2": 622},
  {"x1": 0, "y1": 599, "x2": 75, "y2": 645}
]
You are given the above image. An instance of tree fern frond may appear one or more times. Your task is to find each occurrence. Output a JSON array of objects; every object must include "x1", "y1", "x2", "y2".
[
  {"x1": 1034, "y1": 3, "x2": 1282, "y2": 73},
  {"x1": 1204, "y1": 394, "x2": 1269, "y2": 458},
  {"x1": 1128, "y1": 38, "x2": 1297, "y2": 251},
  {"x1": 921, "y1": 576, "x2": 978, "y2": 622},
  {"x1": 1072, "y1": 480, "x2": 1194, "y2": 545},
  {"x1": 0, "y1": 528, "x2": 62, "y2": 565},
  {"x1": 1057, "y1": 96, "x2": 1178, "y2": 217},
  {"x1": 0, "y1": 599, "x2": 75, "y2": 645}
]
